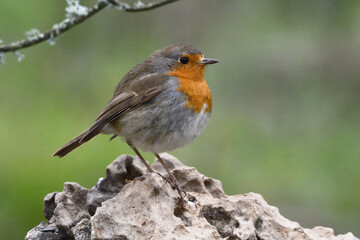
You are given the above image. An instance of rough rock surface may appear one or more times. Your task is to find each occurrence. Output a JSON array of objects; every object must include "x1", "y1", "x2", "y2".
[{"x1": 26, "y1": 153, "x2": 359, "y2": 240}]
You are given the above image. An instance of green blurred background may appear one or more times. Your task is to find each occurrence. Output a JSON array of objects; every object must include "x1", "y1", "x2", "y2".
[{"x1": 1, "y1": 0, "x2": 359, "y2": 239}]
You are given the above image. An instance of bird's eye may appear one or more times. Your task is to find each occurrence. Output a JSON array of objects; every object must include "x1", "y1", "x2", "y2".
[{"x1": 179, "y1": 57, "x2": 189, "y2": 64}]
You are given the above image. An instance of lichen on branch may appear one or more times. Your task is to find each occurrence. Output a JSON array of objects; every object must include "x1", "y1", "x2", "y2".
[{"x1": 0, "y1": 0, "x2": 179, "y2": 64}]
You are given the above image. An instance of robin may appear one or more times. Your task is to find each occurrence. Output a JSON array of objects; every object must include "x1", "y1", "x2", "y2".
[{"x1": 53, "y1": 44, "x2": 218, "y2": 204}]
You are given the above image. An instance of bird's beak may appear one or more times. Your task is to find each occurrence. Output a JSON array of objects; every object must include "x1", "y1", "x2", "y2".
[{"x1": 199, "y1": 58, "x2": 219, "y2": 65}]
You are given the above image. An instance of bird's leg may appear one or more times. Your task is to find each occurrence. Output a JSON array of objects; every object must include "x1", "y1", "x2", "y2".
[
  {"x1": 109, "y1": 134, "x2": 118, "y2": 141},
  {"x1": 154, "y1": 153, "x2": 184, "y2": 205},
  {"x1": 126, "y1": 141, "x2": 184, "y2": 204},
  {"x1": 126, "y1": 141, "x2": 170, "y2": 183},
  {"x1": 126, "y1": 140, "x2": 154, "y2": 173}
]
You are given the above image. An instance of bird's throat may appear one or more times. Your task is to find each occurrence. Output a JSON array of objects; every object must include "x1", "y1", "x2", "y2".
[{"x1": 167, "y1": 65, "x2": 212, "y2": 114}]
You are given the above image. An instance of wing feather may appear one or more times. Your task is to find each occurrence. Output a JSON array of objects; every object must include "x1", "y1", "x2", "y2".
[{"x1": 80, "y1": 86, "x2": 163, "y2": 143}]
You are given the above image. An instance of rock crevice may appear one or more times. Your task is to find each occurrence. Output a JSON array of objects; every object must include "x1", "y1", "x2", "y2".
[{"x1": 26, "y1": 153, "x2": 359, "y2": 240}]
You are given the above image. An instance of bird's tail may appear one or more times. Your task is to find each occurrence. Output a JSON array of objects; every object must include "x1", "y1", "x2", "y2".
[{"x1": 52, "y1": 128, "x2": 99, "y2": 157}]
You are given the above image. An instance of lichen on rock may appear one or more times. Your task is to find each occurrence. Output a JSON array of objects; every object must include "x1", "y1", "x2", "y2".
[{"x1": 25, "y1": 153, "x2": 359, "y2": 240}]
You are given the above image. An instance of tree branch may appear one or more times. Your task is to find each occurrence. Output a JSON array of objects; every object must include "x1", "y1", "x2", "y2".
[
  {"x1": 0, "y1": 0, "x2": 179, "y2": 54},
  {"x1": 116, "y1": 0, "x2": 179, "y2": 12}
]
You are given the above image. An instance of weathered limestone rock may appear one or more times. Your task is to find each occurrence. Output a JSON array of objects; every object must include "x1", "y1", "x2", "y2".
[
  {"x1": 25, "y1": 153, "x2": 359, "y2": 240},
  {"x1": 86, "y1": 154, "x2": 148, "y2": 216}
]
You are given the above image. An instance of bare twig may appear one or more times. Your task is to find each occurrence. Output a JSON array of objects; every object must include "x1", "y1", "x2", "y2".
[{"x1": 0, "y1": 0, "x2": 179, "y2": 54}]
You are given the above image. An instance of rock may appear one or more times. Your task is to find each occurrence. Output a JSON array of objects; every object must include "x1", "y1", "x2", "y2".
[
  {"x1": 304, "y1": 227, "x2": 358, "y2": 240},
  {"x1": 50, "y1": 182, "x2": 90, "y2": 228},
  {"x1": 25, "y1": 221, "x2": 69, "y2": 240},
  {"x1": 43, "y1": 192, "x2": 57, "y2": 220},
  {"x1": 86, "y1": 154, "x2": 147, "y2": 215},
  {"x1": 91, "y1": 173, "x2": 222, "y2": 239},
  {"x1": 72, "y1": 219, "x2": 91, "y2": 240},
  {"x1": 25, "y1": 154, "x2": 359, "y2": 240}
]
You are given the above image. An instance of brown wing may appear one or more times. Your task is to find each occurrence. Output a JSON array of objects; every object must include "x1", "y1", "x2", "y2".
[
  {"x1": 80, "y1": 87, "x2": 162, "y2": 142},
  {"x1": 79, "y1": 73, "x2": 169, "y2": 142},
  {"x1": 53, "y1": 73, "x2": 169, "y2": 157}
]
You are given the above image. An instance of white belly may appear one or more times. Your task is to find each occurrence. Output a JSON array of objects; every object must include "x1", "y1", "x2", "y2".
[{"x1": 132, "y1": 104, "x2": 210, "y2": 153}]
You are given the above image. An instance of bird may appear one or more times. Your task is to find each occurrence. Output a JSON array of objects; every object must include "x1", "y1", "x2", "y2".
[{"x1": 53, "y1": 44, "x2": 218, "y2": 204}]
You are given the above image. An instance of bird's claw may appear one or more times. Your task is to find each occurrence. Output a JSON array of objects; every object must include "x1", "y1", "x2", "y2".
[
  {"x1": 156, "y1": 172, "x2": 171, "y2": 184},
  {"x1": 155, "y1": 172, "x2": 185, "y2": 206}
]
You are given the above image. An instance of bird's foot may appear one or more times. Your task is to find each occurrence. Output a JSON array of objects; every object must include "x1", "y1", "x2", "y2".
[{"x1": 155, "y1": 172, "x2": 185, "y2": 206}]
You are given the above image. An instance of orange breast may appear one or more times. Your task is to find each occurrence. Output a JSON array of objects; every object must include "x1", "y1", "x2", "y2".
[
  {"x1": 177, "y1": 76, "x2": 212, "y2": 113},
  {"x1": 166, "y1": 55, "x2": 212, "y2": 113}
]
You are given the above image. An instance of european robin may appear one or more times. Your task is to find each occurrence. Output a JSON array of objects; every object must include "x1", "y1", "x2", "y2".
[{"x1": 53, "y1": 44, "x2": 218, "y2": 204}]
